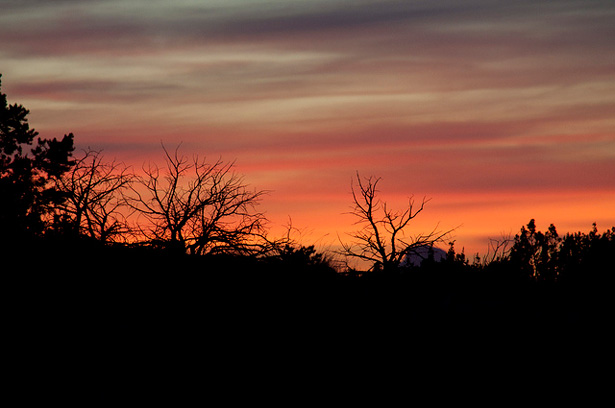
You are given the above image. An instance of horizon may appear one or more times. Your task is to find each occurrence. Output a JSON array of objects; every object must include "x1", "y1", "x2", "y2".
[{"x1": 1, "y1": 0, "x2": 614, "y2": 258}]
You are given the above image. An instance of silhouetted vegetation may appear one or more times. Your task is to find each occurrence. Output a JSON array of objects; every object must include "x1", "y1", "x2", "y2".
[
  {"x1": 2, "y1": 74, "x2": 613, "y2": 333},
  {"x1": 57, "y1": 148, "x2": 133, "y2": 242},
  {"x1": 1, "y1": 74, "x2": 75, "y2": 244},
  {"x1": 340, "y1": 172, "x2": 454, "y2": 273},
  {"x1": 126, "y1": 144, "x2": 269, "y2": 255}
]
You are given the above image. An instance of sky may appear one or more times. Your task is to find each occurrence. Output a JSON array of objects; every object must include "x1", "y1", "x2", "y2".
[{"x1": 1, "y1": 0, "x2": 614, "y2": 259}]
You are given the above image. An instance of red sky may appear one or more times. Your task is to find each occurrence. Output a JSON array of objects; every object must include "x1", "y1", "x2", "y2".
[{"x1": 1, "y1": 0, "x2": 614, "y2": 260}]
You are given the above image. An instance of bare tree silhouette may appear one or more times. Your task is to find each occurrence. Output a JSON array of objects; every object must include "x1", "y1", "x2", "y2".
[
  {"x1": 56, "y1": 149, "x2": 133, "y2": 242},
  {"x1": 340, "y1": 172, "x2": 453, "y2": 272},
  {"x1": 127, "y1": 145, "x2": 268, "y2": 255}
]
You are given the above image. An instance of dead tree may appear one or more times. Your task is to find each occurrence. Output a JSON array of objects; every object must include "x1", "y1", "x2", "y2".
[
  {"x1": 340, "y1": 172, "x2": 452, "y2": 272},
  {"x1": 128, "y1": 145, "x2": 267, "y2": 255},
  {"x1": 57, "y1": 149, "x2": 133, "y2": 242}
]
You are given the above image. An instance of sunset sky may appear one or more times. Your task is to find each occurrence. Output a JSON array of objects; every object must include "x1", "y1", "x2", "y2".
[{"x1": 1, "y1": 0, "x2": 614, "y2": 258}]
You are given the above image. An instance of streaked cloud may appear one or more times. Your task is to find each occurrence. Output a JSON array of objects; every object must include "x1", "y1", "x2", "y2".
[{"x1": 1, "y1": 0, "x2": 613, "y2": 254}]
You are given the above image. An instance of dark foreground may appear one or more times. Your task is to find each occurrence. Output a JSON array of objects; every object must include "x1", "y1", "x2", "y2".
[
  {"x1": 6, "y1": 240, "x2": 611, "y2": 336},
  {"x1": 5, "y1": 240, "x2": 614, "y2": 395}
]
